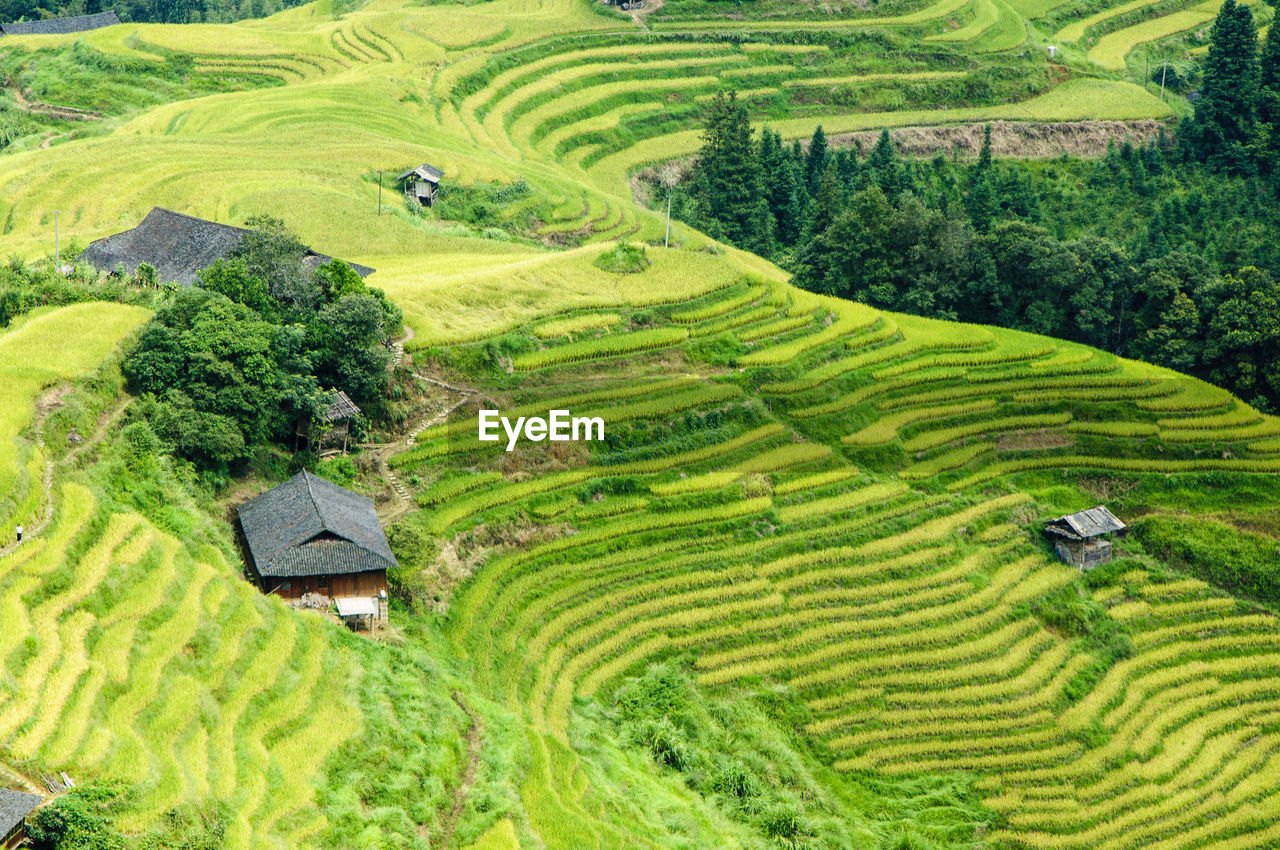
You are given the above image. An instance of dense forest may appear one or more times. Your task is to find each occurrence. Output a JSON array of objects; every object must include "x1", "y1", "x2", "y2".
[
  {"x1": 669, "y1": 0, "x2": 1280, "y2": 413},
  {"x1": 0, "y1": 0, "x2": 340, "y2": 24}
]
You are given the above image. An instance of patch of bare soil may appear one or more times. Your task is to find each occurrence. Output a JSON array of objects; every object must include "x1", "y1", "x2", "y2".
[
  {"x1": 425, "y1": 520, "x2": 570, "y2": 613},
  {"x1": 996, "y1": 429, "x2": 1076, "y2": 451},
  {"x1": 33, "y1": 384, "x2": 71, "y2": 426},
  {"x1": 10, "y1": 86, "x2": 105, "y2": 121},
  {"x1": 828, "y1": 119, "x2": 1172, "y2": 161},
  {"x1": 1076, "y1": 475, "x2": 1141, "y2": 503}
]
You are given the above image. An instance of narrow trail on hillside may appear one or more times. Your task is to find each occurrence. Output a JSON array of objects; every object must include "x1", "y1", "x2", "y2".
[
  {"x1": 436, "y1": 690, "x2": 484, "y2": 848},
  {"x1": 375, "y1": 327, "x2": 476, "y2": 524},
  {"x1": 0, "y1": 392, "x2": 129, "y2": 558},
  {"x1": 9, "y1": 86, "x2": 105, "y2": 121}
]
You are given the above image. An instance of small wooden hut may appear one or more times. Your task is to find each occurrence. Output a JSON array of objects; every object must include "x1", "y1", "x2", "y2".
[
  {"x1": 1, "y1": 789, "x2": 42, "y2": 850},
  {"x1": 295, "y1": 390, "x2": 360, "y2": 453},
  {"x1": 238, "y1": 470, "x2": 395, "y2": 624},
  {"x1": 1044, "y1": 506, "x2": 1127, "y2": 570},
  {"x1": 396, "y1": 163, "x2": 444, "y2": 207}
]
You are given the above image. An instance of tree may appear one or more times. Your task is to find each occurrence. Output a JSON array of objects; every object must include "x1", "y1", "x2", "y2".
[
  {"x1": 1259, "y1": 25, "x2": 1280, "y2": 172},
  {"x1": 231, "y1": 214, "x2": 319, "y2": 310},
  {"x1": 1198, "y1": 266, "x2": 1280, "y2": 409},
  {"x1": 1193, "y1": 0, "x2": 1262, "y2": 173},
  {"x1": 806, "y1": 165, "x2": 842, "y2": 238},
  {"x1": 805, "y1": 125, "x2": 828, "y2": 194},
  {"x1": 692, "y1": 92, "x2": 761, "y2": 246},
  {"x1": 197, "y1": 258, "x2": 277, "y2": 319},
  {"x1": 865, "y1": 130, "x2": 901, "y2": 195}
]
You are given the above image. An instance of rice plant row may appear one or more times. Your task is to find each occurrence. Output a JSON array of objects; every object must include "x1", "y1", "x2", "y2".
[{"x1": 513, "y1": 326, "x2": 689, "y2": 370}]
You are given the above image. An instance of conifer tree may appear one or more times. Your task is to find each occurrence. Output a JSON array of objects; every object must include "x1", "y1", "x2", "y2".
[
  {"x1": 1194, "y1": 0, "x2": 1261, "y2": 172},
  {"x1": 866, "y1": 130, "x2": 901, "y2": 194},
  {"x1": 805, "y1": 125, "x2": 828, "y2": 194},
  {"x1": 693, "y1": 92, "x2": 761, "y2": 245},
  {"x1": 1260, "y1": 25, "x2": 1280, "y2": 172},
  {"x1": 967, "y1": 124, "x2": 997, "y2": 230},
  {"x1": 806, "y1": 165, "x2": 842, "y2": 239}
]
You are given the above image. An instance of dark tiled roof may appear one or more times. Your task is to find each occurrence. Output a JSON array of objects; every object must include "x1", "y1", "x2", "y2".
[
  {"x1": 0, "y1": 10, "x2": 120, "y2": 35},
  {"x1": 1046, "y1": 505, "x2": 1126, "y2": 540},
  {"x1": 79, "y1": 207, "x2": 375, "y2": 286},
  {"x1": 320, "y1": 390, "x2": 360, "y2": 423},
  {"x1": 396, "y1": 163, "x2": 444, "y2": 184},
  {"x1": 0, "y1": 788, "x2": 42, "y2": 835},
  {"x1": 238, "y1": 470, "x2": 396, "y2": 578}
]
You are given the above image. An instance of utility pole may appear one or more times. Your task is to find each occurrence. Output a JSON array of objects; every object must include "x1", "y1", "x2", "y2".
[
  {"x1": 377, "y1": 171, "x2": 383, "y2": 216},
  {"x1": 1160, "y1": 59, "x2": 1168, "y2": 101},
  {"x1": 664, "y1": 193, "x2": 671, "y2": 248},
  {"x1": 53, "y1": 210, "x2": 60, "y2": 272}
]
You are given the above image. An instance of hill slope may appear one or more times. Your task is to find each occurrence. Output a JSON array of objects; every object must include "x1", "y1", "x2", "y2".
[{"x1": 0, "y1": 0, "x2": 1279, "y2": 848}]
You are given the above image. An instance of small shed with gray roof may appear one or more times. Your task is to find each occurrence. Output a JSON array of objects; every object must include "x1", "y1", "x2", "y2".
[
  {"x1": 238, "y1": 470, "x2": 395, "y2": 622},
  {"x1": 0, "y1": 10, "x2": 120, "y2": 35},
  {"x1": 80, "y1": 207, "x2": 374, "y2": 286},
  {"x1": 1044, "y1": 505, "x2": 1127, "y2": 570},
  {"x1": 296, "y1": 390, "x2": 362, "y2": 453},
  {"x1": 396, "y1": 163, "x2": 444, "y2": 207},
  {"x1": 1, "y1": 788, "x2": 42, "y2": 850}
]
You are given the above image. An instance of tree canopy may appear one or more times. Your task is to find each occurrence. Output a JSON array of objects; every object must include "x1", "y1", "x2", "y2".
[{"x1": 122, "y1": 217, "x2": 401, "y2": 469}]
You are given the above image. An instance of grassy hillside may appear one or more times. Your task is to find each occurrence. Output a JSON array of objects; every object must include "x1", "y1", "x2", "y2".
[{"x1": 1, "y1": 0, "x2": 1279, "y2": 848}]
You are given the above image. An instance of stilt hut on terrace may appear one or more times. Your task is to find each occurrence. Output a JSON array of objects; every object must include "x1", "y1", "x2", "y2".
[
  {"x1": 396, "y1": 164, "x2": 444, "y2": 207},
  {"x1": 1044, "y1": 505, "x2": 1127, "y2": 570}
]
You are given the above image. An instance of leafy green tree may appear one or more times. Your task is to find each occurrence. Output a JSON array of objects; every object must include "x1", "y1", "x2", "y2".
[
  {"x1": 231, "y1": 214, "x2": 319, "y2": 311},
  {"x1": 1198, "y1": 266, "x2": 1280, "y2": 409},
  {"x1": 794, "y1": 185, "x2": 895, "y2": 302},
  {"x1": 197, "y1": 258, "x2": 277, "y2": 319},
  {"x1": 314, "y1": 294, "x2": 392, "y2": 404}
]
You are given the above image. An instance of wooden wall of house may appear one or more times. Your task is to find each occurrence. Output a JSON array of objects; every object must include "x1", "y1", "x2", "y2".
[
  {"x1": 4, "y1": 821, "x2": 28, "y2": 850},
  {"x1": 262, "y1": 570, "x2": 386, "y2": 601}
]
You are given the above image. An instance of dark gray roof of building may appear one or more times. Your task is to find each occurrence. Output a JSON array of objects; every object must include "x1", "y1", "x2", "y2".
[
  {"x1": 79, "y1": 207, "x2": 374, "y2": 286},
  {"x1": 1046, "y1": 505, "x2": 1126, "y2": 540},
  {"x1": 396, "y1": 163, "x2": 444, "y2": 184},
  {"x1": 0, "y1": 10, "x2": 119, "y2": 35},
  {"x1": 0, "y1": 788, "x2": 42, "y2": 835},
  {"x1": 238, "y1": 470, "x2": 396, "y2": 578},
  {"x1": 320, "y1": 390, "x2": 360, "y2": 423}
]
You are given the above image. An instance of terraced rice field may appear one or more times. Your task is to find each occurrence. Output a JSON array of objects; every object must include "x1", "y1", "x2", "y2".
[
  {"x1": 415, "y1": 267, "x2": 1280, "y2": 849},
  {"x1": 0, "y1": 304, "x2": 150, "y2": 544},
  {"x1": 0, "y1": 305, "x2": 465, "y2": 847},
  {"x1": 0, "y1": 480, "x2": 364, "y2": 848},
  {"x1": 0, "y1": 0, "x2": 1185, "y2": 271},
  {"x1": 0, "y1": 0, "x2": 1272, "y2": 846}
]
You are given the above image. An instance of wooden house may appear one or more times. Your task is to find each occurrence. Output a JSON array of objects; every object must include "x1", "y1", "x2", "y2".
[
  {"x1": 80, "y1": 207, "x2": 375, "y2": 286},
  {"x1": 396, "y1": 163, "x2": 444, "y2": 207},
  {"x1": 1044, "y1": 506, "x2": 1127, "y2": 570},
  {"x1": 0, "y1": 10, "x2": 120, "y2": 35},
  {"x1": 0, "y1": 789, "x2": 42, "y2": 850},
  {"x1": 238, "y1": 470, "x2": 396, "y2": 624},
  {"x1": 295, "y1": 390, "x2": 361, "y2": 453}
]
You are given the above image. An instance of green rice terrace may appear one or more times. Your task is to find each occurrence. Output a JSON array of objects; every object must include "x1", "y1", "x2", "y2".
[{"x1": 0, "y1": 0, "x2": 1279, "y2": 848}]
